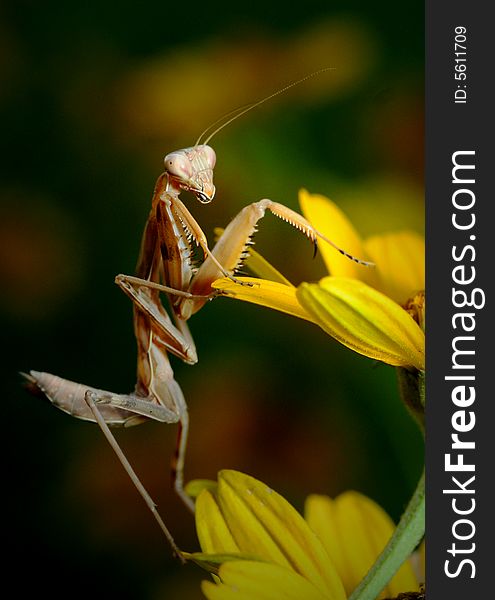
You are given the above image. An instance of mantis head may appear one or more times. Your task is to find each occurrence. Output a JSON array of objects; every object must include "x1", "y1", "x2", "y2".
[{"x1": 164, "y1": 144, "x2": 216, "y2": 203}]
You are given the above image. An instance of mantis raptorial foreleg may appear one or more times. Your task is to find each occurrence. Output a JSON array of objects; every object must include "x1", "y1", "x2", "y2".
[{"x1": 119, "y1": 195, "x2": 371, "y2": 319}]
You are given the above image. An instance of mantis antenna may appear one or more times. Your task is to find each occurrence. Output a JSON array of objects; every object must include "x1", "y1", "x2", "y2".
[
  {"x1": 194, "y1": 103, "x2": 255, "y2": 146},
  {"x1": 202, "y1": 67, "x2": 336, "y2": 145}
]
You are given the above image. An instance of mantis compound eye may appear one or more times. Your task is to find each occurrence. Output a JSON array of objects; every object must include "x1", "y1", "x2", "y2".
[
  {"x1": 201, "y1": 145, "x2": 216, "y2": 169},
  {"x1": 164, "y1": 152, "x2": 193, "y2": 180}
]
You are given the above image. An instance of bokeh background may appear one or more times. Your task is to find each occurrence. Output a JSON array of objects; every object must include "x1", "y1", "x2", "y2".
[{"x1": 2, "y1": 1, "x2": 423, "y2": 598}]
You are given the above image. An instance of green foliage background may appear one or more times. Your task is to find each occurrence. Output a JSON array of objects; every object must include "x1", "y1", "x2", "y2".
[{"x1": 1, "y1": 1, "x2": 423, "y2": 597}]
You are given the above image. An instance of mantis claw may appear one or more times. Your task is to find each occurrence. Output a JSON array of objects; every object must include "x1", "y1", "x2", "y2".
[{"x1": 228, "y1": 276, "x2": 254, "y2": 287}]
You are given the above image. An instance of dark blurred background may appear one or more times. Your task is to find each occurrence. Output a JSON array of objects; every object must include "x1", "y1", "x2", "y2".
[{"x1": 1, "y1": 1, "x2": 423, "y2": 598}]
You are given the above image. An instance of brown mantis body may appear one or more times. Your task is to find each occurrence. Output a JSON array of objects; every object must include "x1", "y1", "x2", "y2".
[{"x1": 25, "y1": 79, "x2": 373, "y2": 558}]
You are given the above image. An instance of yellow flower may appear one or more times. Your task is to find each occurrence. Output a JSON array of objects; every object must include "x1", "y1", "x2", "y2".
[
  {"x1": 191, "y1": 470, "x2": 420, "y2": 599},
  {"x1": 212, "y1": 190, "x2": 424, "y2": 371}
]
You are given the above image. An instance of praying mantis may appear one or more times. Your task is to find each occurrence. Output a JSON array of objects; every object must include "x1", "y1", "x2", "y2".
[{"x1": 24, "y1": 72, "x2": 372, "y2": 560}]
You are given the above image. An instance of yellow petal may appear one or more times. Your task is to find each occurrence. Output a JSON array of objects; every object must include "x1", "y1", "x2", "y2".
[
  {"x1": 201, "y1": 561, "x2": 330, "y2": 600},
  {"x1": 299, "y1": 189, "x2": 374, "y2": 285},
  {"x1": 212, "y1": 277, "x2": 313, "y2": 322},
  {"x1": 364, "y1": 231, "x2": 425, "y2": 304},
  {"x1": 305, "y1": 493, "x2": 419, "y2": 598},
  {"x1": 303, "y1": 495, "x2": 346, "y2": 583},
  {"x1": 297, "y1": 277, "x2": 425, "y2": 370},
  {"x1": 196, "y1": 489, "x2": 240, "y2": 554},
  {"x1": 216, "y1": 470, "x2": 346, "y2": 600}
]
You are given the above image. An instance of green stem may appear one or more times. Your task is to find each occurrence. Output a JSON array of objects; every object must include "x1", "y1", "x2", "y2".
[{"x1": 348, "y1": 470, "x2": 425, "y2": 600}]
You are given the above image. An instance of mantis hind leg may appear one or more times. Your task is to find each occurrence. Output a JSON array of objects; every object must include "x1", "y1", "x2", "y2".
[
  {"x1": 172, "y1": 409, "x2": 195, "y2": 513},
  {"x1": 91, "y1": 371, "x2": 195, "y2": 514},
  {"x1": 84, "y1": 390, "x2": 186, "y2": 561}
]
